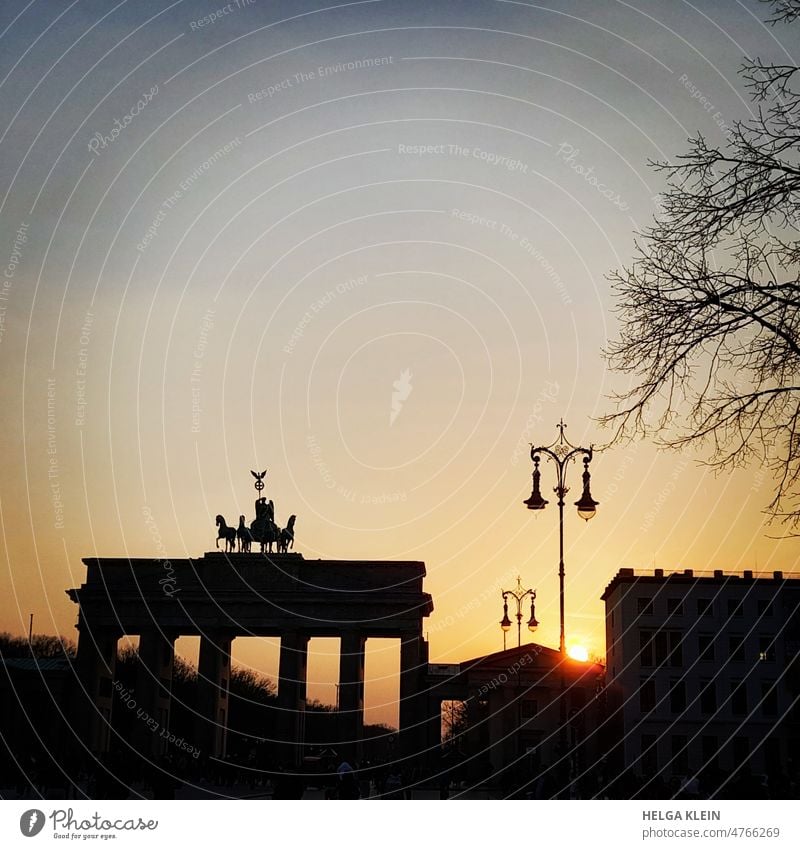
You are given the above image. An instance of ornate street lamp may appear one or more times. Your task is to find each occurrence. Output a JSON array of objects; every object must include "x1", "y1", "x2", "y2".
[
  {"x1": 524, "y1": 420, "x2": 598, "y2": 654},
  {"x1": 500, "y1": 576, "x2": 538, "y2": 650}
]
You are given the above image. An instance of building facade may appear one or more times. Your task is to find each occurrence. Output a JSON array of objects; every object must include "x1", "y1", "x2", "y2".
[
  {"x1": 0, "y1": 656, "x2": 74, "y2": 789},
  {"x1": 427, "y1": 643, "x2": 604, "y2": 795},
  {"x1": 602, "y1": 568, "x2": 800, "y2": 793}
]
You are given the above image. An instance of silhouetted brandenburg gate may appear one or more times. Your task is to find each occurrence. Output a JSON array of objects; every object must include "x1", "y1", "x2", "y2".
[{"x1": 67, "y1": 552, "x2": 433, "y2": 765}]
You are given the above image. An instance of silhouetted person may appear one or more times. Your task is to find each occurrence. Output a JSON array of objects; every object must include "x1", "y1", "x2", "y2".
[
  {"x1": 336, "y1": 760, "x2": 358, "y2": 800},
  {"x1": 385, "y1": 768, "x2": 402, "y2": 799}
]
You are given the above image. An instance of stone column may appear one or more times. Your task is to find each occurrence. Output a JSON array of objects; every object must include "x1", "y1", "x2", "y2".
[
  {"x1": 399, "y1": 632, "x2": 425, "y2": 761},
  {"x1": 465, "y1": 689, "x2": 485, "y2": 763},
  {"x1": 74, "y1": 623, "x2": 120, "y2": 755},
  {"x1": 196, "y1": 632, "x2": 231, "y2": 759},
  {"x1": 420, "y1": 640, "x2": 441, "y2": 763},
  {"x1": 135, "y1": 629, "x2": 175, "y2": 758},
  {"x1": 277, "y1": 631, "x2": 309, "y2": 765},
  {"x1": 338, "y1": 631, "x2": 366, "y2": 763},
  {"x1": 425, "y1": 694, "x2": 443, "y2": 762}
]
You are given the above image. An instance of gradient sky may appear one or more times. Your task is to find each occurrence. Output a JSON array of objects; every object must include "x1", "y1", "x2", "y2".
[{"x1": 1, "y1": 0, "x2": 798, "y2": 727}]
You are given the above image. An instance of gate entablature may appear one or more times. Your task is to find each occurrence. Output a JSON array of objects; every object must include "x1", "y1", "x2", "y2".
[{"x1": 68, "y1": 552, "x2": 431, "y2": 635}]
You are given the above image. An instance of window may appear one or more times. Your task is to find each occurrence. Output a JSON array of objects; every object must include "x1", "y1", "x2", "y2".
[
  {"x1": 728, "y1": 598, "x2": 744, "y2": 617},
  {"x1": 757, "y1": 599, "x2": 773, "y2": 617},
  {"x1": 700, "y1": 680, "x2": 717, "y2": 715},
  {"x1": 701, "y1": 735, "x2": 718, "y2": 768},
  {"x1": 731, "y1": 681, "x2": 747, "y2": 715},
  {"x1": 611, "y1": 609, "x2": 615, "y2": 627},
  {"x1": 669, "y1": 632, "x2": 683, "y2": 666},
  {"x1": 698, "y1": 634, "x2": 715, "y2": 662},
  {"x1": 761, "y1": 682, "x2": 778, "y2": 716},
  {"x1": 697, "y1": 598, "x2": 713, "y2": 616},
  {"x1": 640, "y1": 629, "x2": 683, "y2": 667},
  {"x1": 672, "y1": 735, "x2": 689, "y2": 775},
  {"x1": 667, "y1": 598, "x2": 684, "y2": 615},
  {"x1": 640, "y1": 630, "x2": 653, "y2": 666},
  {"x1": 759, "y1": 636, "x2": 776, "y2": 662},
  {"x1": 729, "y1": 636, "x2": 746, "y2": 663},
  {"x1": 640, "y1": 679, "x2": 656, "y2": 712},
  {"x1": 641, "y1": 734, "x2": 658, "y2": 773},
  {"x1": 765, "y1": 737, "x2": 780, "y2": 769},
  {"x1": 670, "y1": 680, "x2": 686, "y2": 713},
  {"x1": 653, "y1": 631, "x2": 667, "y2": 664},
  {"x1": 732, "y1": 736, "x2": 749, "y2": 765},
  {"x1": 637, "y1": 597, "x2": 654, "y2": 616}
]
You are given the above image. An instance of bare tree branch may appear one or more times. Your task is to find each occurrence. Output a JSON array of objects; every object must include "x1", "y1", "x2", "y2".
[{"x1": 602, "y1": 0, "x2": 800, "y2": 529}]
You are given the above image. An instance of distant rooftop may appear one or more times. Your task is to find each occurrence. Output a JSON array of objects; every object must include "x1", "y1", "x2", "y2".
[{"x1": 1, "y1": 657, "x2": 73, "y2": 672}]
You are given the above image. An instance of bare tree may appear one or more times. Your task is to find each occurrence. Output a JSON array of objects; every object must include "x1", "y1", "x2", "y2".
[
  {"x1": 0, "y1": 631, "x2": 76, "y2": 658},
  {"x1": 442, "y1": 699, "x2": 469, "y2": 748},
  {"x1": 602, "y1": 0, "x2": 800, "y2": 528}
]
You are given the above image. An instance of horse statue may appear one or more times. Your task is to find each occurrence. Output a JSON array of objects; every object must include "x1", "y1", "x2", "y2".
[
  {"x1": 250, "y1": 498, "x2": 279, "y2": 553},
  {"x1": 237, "y1": 515, "x2": 253, "y2": 553},
  {"x1": 215, "y1": 514, "x2": 237, "y2": 552},
  {"x1": 278, "y1": 515, "x2": 296, "y2": 553}
]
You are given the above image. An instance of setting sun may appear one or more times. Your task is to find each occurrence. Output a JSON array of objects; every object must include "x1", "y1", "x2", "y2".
[{"x1": 567, "y1": 645, "x2": 590, "y2": 662}]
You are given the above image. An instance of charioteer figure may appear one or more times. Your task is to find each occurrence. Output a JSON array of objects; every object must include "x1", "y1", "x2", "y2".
[{"x1": 214, "y1": 469, "x2": 298, "y2": 555}]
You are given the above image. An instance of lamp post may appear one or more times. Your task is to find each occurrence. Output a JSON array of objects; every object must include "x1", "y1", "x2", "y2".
[
  {"x1": 523, "y1": 419, "x2": 598, "y2": 654},
  {"x1": 500, "y1": 576, "x2": 538, "y2": 650}
]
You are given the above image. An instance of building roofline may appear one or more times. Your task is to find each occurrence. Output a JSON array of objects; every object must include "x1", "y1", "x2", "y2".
[
  {"x1": 600, "y1": 567, "x2": 800, "y2": 600},
  {"x1": 81, "y1": 554, "x2": 427, "y2": 570},
  {"x1": 457, "y1": 642, "x2": 604, "y2": 673}
]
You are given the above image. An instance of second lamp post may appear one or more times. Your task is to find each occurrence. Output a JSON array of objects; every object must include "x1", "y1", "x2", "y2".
[
  {"x1": 523, "y1": 419, "x2": 598, "y2": 654},
  {"x1": 500, "y1": 576, "x2": 538, "y2": 650}
]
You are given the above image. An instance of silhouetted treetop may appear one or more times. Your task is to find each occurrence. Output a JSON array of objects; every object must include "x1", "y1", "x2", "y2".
[{"x1": 0, "y1": 632, "x2": 75, "y2": 659}]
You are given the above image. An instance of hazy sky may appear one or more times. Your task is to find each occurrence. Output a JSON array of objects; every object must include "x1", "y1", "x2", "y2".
[{"x1": 1, "y1": 0, "x2": 798, "y2": 725}]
